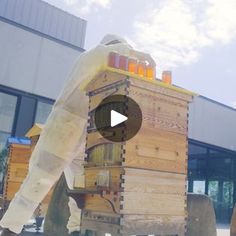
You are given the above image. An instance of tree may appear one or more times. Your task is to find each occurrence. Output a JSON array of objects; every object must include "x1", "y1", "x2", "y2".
[{"x1": 0, "y1": 148, "x2": 8, "y2": 193}]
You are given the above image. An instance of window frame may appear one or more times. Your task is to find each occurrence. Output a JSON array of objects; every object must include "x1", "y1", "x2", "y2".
[
  {"x1": 0, "y1": 85, "x2": 55, "y2": 135},
  {"x1": 0, "y1": 88, "x2": 19, "y2": 136},
  {"x1": 34, "y1": 99, "x2": 54, "y2": 124}
]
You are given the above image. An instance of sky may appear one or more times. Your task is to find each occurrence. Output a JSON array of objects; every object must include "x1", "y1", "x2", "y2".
[{"x1": 44, "y1": 0, "x2": 236, "y2": 108}]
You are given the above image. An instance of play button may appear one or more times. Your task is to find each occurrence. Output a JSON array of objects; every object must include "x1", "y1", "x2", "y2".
[
  {"x1": 111, "y1": 110, "x2": 128, "y2": 127},
  {"x1": 94, "y1": 95, "x2": 142, "y2": 142}
]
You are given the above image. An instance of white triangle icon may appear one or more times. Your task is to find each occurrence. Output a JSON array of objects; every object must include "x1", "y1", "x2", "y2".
[{"x1": 111, "y1": 110, "x2": 128, "y2": 127}]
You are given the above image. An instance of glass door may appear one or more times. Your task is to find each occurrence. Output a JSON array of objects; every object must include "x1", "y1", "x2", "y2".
[
  {"x1": 221, "y1": 181, "x2": 234, "y2": 223},
  {"x1": 208, "y1": 180, "x2": 220, "y2": 221},
  {"x1": 207, "y1": 180, "x2": 234, "y2": 223}
]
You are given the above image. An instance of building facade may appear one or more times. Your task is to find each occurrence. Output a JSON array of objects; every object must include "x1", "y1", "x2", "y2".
[
  {"x1": 188, "y1": 96, "x2": 236, "y2": 223},
  {"x1": 0, "y1": 0, "x2": 86, "y2": 151},
  {"x1": 0, "y1": 0, "x2": 236, "y2": 226}
]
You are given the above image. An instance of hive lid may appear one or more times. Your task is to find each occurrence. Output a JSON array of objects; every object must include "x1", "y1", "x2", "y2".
[
  {"x1": 85, "y1": 67, "x2": 196, "y2": 98},
  {"x1": 7, "y1": 137, "x2": 31, "y2": 146},
  {"x1": 25, "y1": 123, "x2": 44, "y2": 138}
]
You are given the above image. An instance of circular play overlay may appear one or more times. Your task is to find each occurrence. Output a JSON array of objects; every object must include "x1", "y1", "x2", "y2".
[{"x1": 94, "y1": 95, "x2": 142, "y2": 142}]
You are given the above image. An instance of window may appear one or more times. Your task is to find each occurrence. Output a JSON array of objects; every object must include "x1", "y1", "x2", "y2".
[
  {"x1": 0, "y1": 92, "x2": 17, "y2": 151},
  {"x1": 208, "y1": 181, "x2": 219, "y2": 203},
  {"x1": 188, "y1": 143, "x2": 207, "y2": 180},
  {"x1": 193, "y1": 180, "x2": 205, "y2": 194},
  {"x1": 35, "y1": 101, "x2": 53, "y2": 124},
  {"x1": 188, "y1": 141, "x2": 236, "y2": 223}
]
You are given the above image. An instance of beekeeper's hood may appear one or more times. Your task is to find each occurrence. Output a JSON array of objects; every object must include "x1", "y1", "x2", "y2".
[{"x1": 100, "y1": 34, "x2": 127, "y2": 45}]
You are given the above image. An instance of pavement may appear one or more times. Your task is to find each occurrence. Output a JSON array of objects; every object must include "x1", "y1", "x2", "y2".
[
  {"x1": 17, "y1": 227, "x2": 231, "y2": 236},
  {"x1": 217, "y1": 224, "x2": 230, "y2": 236},
  {"x1": 20, "y1": 233, "x2": 43, "y2": 236},
  {"x1": 19, "y1": 230, "x2": 229, "y2": 236},
  {"x1": 0, "y1": 223, "x2": 230, "y2": 235},
  {"x1": 19, "y1": 227, "x2": 230, "y2": 236}
]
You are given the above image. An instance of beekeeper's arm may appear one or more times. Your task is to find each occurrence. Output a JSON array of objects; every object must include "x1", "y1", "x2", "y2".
[{"x1": 0, "y1": 35, "x2": 133, "y2": 234}]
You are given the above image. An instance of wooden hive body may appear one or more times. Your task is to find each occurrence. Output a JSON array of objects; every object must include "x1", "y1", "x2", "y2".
[
  {"x1": 81, "y1": 70, "x2": 192, "y2": 236},
  {"x1": 3, "y1": 126, "x2": 53, "y2": 216},
  {"x1": 4, "y1": 143, "x2": 31, "y2": 202}
]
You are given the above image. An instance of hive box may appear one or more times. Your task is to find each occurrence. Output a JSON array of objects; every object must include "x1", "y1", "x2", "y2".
[
  {"x1": 3, "y1": 124, "x2": 53, "y2": 217},
  {"x1": 80, "y1": 69, "x2": 193, "y2": 236},
  {"x1": 4, "y1": 143, "x2": 31, "y2": 202}
]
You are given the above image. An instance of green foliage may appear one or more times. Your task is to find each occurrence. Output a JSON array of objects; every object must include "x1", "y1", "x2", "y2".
[
  {"x1": 0, "y1": 148, "x2": 7, "y2": 173},
  {"x1": 0, "y1": 148, "x2": 8, "y2": 193}
]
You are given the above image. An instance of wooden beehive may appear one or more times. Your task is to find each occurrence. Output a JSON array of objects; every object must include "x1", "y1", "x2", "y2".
[
  {"x1": 3, "y1": 124, "x2": 53, "y2": 216},
  {"x1": 80, "y1": 70, "x2": 193, "y2": 236},
  {"x1": 4, "y1": 143, "x2": 31, "y2": 202}
]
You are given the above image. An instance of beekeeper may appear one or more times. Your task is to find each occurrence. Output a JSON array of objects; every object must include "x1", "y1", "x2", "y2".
[{"x1": 0, "y1": 34, "x2": 154, "y2": 235}]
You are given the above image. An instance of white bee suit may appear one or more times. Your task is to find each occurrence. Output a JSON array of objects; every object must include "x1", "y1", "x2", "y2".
[{"x1": 0, "y1": 35, "x2": 151, "y2": 234}]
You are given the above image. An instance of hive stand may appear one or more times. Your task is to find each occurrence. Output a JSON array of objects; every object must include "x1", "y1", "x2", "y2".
[{"x1": 77, "y1": 69, "x2": 193, "y2": 236}]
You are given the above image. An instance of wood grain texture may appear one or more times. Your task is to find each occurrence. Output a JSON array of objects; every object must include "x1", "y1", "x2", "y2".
[
  {"x1": 7, "y1": 163, "x2": 28, "y2": 182},
  {"x1": 121, "y1": 192, "x2": 186, "y2": 215},
  {"x1": 85, "y1": 166, "x2": 123, "y2": 191},
  {"x1": 4, "y1": 143, "x2": 53, "y2": 210},
  {"x1": 124, "y1": 127, "x2": 187, "y2": 173},
  {"x1": 121, "y1": 214, "x2": 186, "y2": 235},
  {"x1": 129, "y1": 76, "x2": 193, "y2": 102},
  {"x1": 86, "y1": 71, "x2": 128, "y2": 93},
  {"x1": 128, "y1": 86, "x2": 188, "y2": 134},
  {"x1": 85, "y1": 193, "x2": 121, "y2": 214},
  {"x1": 5, "y1": 181, "x2": 22, "y2": 200},
  {"x1": 87, "y1": 143, "x2": 123, "y2": 166},
  {"x1": 82, "y1": 71, "x2": 192, "y2": 235},
  {"x1": 89, "y1": 84, "x2": 127, "y2": 112},
  {"x1": 81, "y1": 219, "x2": 120, "y2": 235},
  {"x1": 122, "y1": 168, "x2": 186, "y2": 195},
  {"x1": 8, "y1": 146, "x2": 31, "y2": 164}
]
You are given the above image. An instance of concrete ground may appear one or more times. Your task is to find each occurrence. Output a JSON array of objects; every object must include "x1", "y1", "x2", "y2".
[
  {"x1": 0, "y1": 230, "x2": 230, "y2": 235},
  {"x1": 0, "y1": 223, "x2": 230, "y2": 235},
  {"x1": 217, "y1": 224, "x2": 230, "y2": 236},
  {"x1": 18, "y1": 227, "x2": 231, "y2": 236}
]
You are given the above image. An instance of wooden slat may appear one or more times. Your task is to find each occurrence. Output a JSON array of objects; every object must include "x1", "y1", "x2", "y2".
[
  {"x1": 87, "y1": 143, "x2": 122, "y2": 166},
  {"x1": 129, "y1": 76, "x2": 193, "y2": 102},
  {"x1": 136, "y1": 145, "x2": 178, "y2": 161},
  {"x1": 124, "y1": 145, "x2": 187, "y2": 173},
  {"x1": 121, "y1": 192, "x2": 186, "y2": 215},
  {"x1": 122, "y1": 168, "x2": 186, "y2": 195},
  {"x1": 9, "y1": 147, "x2": 31, "y2": 163},
  {"x1": 89, "y1": 84, "x2": 127, "y2": 111},
  {"x1": 9, "y1": 147, "x2": 31, "y2": 154},
  {"x1": 128, "y1": 86, "x2": 188, "y2": 134},
  {"x1": 5, "y1": 181, "x2": 22, "y2": 200},
  {"x1": 9, "y1": 144, "x2": 31, "y2": 149},
  {"x1": 81, "y1": 219, "x2": 120, "y2": 235},
  {"x1": 8, "y1": 163, "x2": 28, "y2": 182},
  {"x1": 121, "y1": 214, "x2": 186, "y2": 235},
  {"x1": 85, "y1": 194, "x2": 120, "y2": 214},
  {"x1": 124, "y1": 127, "x2": 187, "y2": 173},
  {"x1": 129, "y1": 85, "x2": 189, "y2": 110},
  {"x1": 85, "y1": 166, "x2": 123, "y2": 191},
  {"x1": 127, "y1": 126, "x2": 187, "y2": 148},
  {"x1": 86, "y1": 71, "x2": 127, "y2": 93}
]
